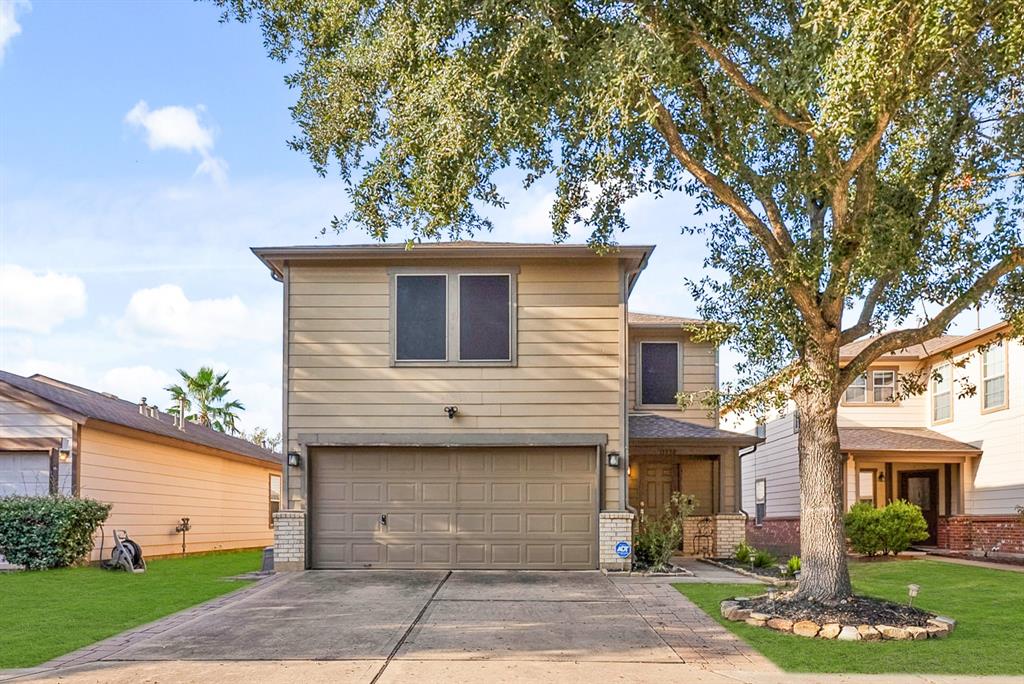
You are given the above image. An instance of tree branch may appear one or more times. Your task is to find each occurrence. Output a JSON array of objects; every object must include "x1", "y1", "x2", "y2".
[
  {"x1": 840, "y1": 275, "x2": 892, "y2": 345},
  {"x1": 839, "y1": 248, "x2": 1024, "y2": 386}
]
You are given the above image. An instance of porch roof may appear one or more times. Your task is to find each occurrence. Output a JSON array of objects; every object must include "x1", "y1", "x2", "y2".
[
  {"x1": 628, "y1": 413, "x2": 762, "y2": 446},
  {"x1": 839, "y1": 427, "x2": 981, "y2": 454}
]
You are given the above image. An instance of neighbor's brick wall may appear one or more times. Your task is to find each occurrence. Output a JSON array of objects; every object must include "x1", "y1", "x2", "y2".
[
  {"x1": 746, "y1": 518, "x2": 800, "y2": 558},
  {"x1": 273, "y1": 510, "x2": 306, "y2": 571},
  {"x1": 600, "y1": 511, "x2": 634, "y2": 571},
  {"x1": 938, "y1": 516, "x2": 1024, "y2": 554}
]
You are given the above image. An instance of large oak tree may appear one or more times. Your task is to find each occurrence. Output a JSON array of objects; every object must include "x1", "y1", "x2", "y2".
[{"x1": 217, "y1": 0, "x2": 1024, "y2": 601}]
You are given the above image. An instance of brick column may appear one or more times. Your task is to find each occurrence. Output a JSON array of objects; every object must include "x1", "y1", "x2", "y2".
[
  {"x1": 713, "y1": 513, "x2": 746, "y2": 557},
  {"x1": 273, "y1": 510, "x2": 306, "y2": 571},
  {"x1": 599, "y1": 511, "x2": 635, "y2": 571}
]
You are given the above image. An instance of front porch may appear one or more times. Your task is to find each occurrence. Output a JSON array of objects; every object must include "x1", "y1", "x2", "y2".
[
  {"x1": 627, "y1": 414, "x2": 761, "y2": 557},
  {"x1": 840, "y1": 426, "x2": 983, "y2": 547}
]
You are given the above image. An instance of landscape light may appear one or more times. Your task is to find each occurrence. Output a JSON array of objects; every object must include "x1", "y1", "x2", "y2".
[{"x1": 908, "y1": 583, "x2": 920, "y2": 606}]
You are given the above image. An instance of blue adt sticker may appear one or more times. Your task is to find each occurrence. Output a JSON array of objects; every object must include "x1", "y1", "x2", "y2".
[{"x1": 615, "y1": 541, "x2": 632, "y2": 558}]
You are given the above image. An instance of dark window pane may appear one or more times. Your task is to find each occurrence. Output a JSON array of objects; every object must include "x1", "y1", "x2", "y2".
[
  {"x1": 460, "y1": 275, "x2": 510, "y2": 360},
  {"x1": 396, "y1": 275, "x2": 446, "y2": 360},
  {"x1": 641, "y1": 342, "x2": 678, "y2": 405}
]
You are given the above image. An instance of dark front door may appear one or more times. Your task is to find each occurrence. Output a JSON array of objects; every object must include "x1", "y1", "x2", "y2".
[{"x1": 899, "y1": 470, "x2": 939, "y2": 545}]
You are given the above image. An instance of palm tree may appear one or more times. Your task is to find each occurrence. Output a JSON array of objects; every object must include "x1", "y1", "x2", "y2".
[{"x1": 165, "y1": 367, "x2": 245, "y2": 434}]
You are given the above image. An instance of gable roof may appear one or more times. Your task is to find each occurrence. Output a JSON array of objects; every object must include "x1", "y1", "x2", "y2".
[
  {"x1": 838, "y1": 427, "x2": 980, "y2": 454},
  {"x1": 838, "y1": 321, "x2": 1012, "y2": 362},
  {"x1": 628, "y1": 413, "x2": 762, "y2": 446},
  {"x1": 0, "y1": 371, "x2": 281, "y2": 466},
  {"x1": 628, "y1": 312, "x2": 704, "y2": 328}
]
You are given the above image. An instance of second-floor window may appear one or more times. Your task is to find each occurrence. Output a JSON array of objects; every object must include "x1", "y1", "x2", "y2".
[
  {"x1": 932, "y1": 362, "x2": 952, "y2": 423},
  {"x1": 843, "y1": 369, "x2": 898, "y2": 405},
  {"x1": 844, "y1": 373, "x2": 868, "y2": 403},
  {"x1": 639, "y1": 342, "x2": 680, "y2": 406},
  {"x1": 982, "y1": 340, "x2": 1007, "y2": 411},
  {"x1": 394, "y1": 272, "x2": 514, "y2": 364}
]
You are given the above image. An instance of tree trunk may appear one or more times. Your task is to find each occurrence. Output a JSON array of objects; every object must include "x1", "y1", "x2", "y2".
[{"x1": 794, "y1": 380, "x2": 853, "y2": 602}]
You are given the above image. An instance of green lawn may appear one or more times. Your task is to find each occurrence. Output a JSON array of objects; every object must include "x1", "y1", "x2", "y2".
[
  {"x1": 0, "y1": 550, "x2": 261, "y2": 669},
  {"x1": 676, "y1": 559, "x2": 1024, "y2": 675}
]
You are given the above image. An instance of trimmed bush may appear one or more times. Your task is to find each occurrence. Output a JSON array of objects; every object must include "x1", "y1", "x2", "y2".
[
  {"x1": 845, "y1": 499, "x2": 929, "y2": 557},
  {"x1": 0, "y1": 496, "x2": 111, "y2": 570},
  {"x1": 632, "y1": 492, "x2": 698, "y2": 571}
]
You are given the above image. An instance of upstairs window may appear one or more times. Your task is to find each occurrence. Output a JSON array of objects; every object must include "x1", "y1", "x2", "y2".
[
  {"x1": 755, "y1": 422, "x2": 766, "y2": 439},
  {"x1": 754, "y1": 478, "x2": 767, "y2": 526},
  {"x1": 982, "y1": 341, "x2": 1007, "y2": 411},
  {"x1": 845, "y1": 373, "x2": 868, "y2": 403},
  {"x1": 395, "y1": 274, "x2": 447, "y2": 361},
  {"x1": 459, "y1": 275, "x2": 511, "y2": 361},
  {"x1": 639, "y1": 342, "x2": 680, "y2": 406},
  {"x1": 932, "y1": 362, "x2": 952, "y2": 423},
  {"x1": 872, "y1": 369, "x2": 897, "y2": 403}
]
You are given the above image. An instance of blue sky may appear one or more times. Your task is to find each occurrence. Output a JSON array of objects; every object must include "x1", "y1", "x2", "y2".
[{"x1": 0, "y1": 1, "x2": 1002, "y2": 435}]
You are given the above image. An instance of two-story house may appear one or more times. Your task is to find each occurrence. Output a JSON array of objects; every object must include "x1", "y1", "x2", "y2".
[
  {"x1": 731, "y1": 322, "x2": 1023, "y2": 559},
  {"x1": 254, "y1": 242, "x2": 759, "y2": 571}
]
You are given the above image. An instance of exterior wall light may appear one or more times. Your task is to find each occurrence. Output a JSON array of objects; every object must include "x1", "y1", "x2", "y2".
[
  {"x1": 607, "y1": 451, "x2": 621, "y2": 468},
  {"x1": 287, "y1": 451, "x2": 301, "y2": 468},
  {"x1": 444, "y1": 405, "x2": 459, "y2": 419}
]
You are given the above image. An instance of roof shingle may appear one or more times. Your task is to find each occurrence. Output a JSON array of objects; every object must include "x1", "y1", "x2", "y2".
[
  {"x1": 629, "y1": 413, "x2": 762, "y2": 445},
  {"x1": 839, "y1": 427, "x2": 980, "y2": 453}
]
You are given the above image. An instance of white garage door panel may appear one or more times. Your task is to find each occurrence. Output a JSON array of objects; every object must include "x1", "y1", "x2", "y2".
[{"x1": 309, "y1": 446, "x2": 598, "y2": 569}]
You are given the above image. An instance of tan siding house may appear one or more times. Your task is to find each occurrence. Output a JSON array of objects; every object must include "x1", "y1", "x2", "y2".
[
  {"x1": 0, "y1": 372, "x2": 281, "y2": 562},
  {"x1": 255, "y1": 242, "x2": 759, "y2": 571}
]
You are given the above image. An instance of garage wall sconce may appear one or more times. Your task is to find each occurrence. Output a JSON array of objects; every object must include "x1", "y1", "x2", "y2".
[
  {"x1": 287, "y1": 451, "x2": 301, "y2": 468},
  {"x1": 607, "y1": 451, "x2": 621, "y2": 468}
]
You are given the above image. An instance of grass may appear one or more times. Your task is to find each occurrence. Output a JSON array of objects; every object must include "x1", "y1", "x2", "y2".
[
  {"x1": 0, "y1": 549, "x2": 261, "y2": 669},
  {"x1": 675, "y1": 559, "x2": 1024, "y2": 675}
]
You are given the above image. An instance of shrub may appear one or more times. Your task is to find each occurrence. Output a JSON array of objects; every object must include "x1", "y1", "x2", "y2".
[
  {"x1": 632, "y1": 492, "x2": 698, "y2": 571},
  {"x1": 0, "y1": 496, "x2": 111, "y2": 570},
  {"x1": 784, "y1": 555, "x2": 801, "y2": 577},
  {"x1": 752, "y1": 548, "x2": 776, "y2": 568},
  {"x1": 845, "y1": 500, "x2": 929, "y2": 557},
  {"x1": 733, "y1": 540, "x2": 755, "y2": 564}
]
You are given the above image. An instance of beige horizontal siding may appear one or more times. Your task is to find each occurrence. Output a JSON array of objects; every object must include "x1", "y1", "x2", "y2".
[
  {"x1": 627, "y1": 329, "x2": 718, "y2": 426},
  {"x1": 286, "y1": 258, "x2": 624, "y2": 509},
  {"x1": 80, "y1": 426, "x2": 278, "y2": 560}
]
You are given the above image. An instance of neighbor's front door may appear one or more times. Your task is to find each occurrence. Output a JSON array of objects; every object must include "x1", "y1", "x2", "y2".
[{"x1": 899, "y1": 470, "x2": 939, "y2": 545}]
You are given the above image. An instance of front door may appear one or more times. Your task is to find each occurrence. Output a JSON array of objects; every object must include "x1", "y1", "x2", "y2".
[
  {"x1": 899, "y1": 470, "x2": 939, "y2": 545},
  {"x1": 639, "y1": 461, "x2": 678, "y2": 514}
]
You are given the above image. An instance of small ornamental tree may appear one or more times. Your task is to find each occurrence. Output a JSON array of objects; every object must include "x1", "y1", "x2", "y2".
[{"x1": 216, "y1": 0, "x2": 1024, "y2": 602}]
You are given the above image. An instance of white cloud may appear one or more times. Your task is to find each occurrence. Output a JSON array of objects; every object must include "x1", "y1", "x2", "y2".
[
  {"x1": 0, "y1": 264, "x2": 87, "y2": 333},
  {"x1": 0, "y1": 0, "x2": 29, "y2": 64},
  {"x1": 117, "y1": 284, "x2": 276, "y2": 350},
  {"x1": 99, "y1": 365, "x2": 175, "y2": 406},
  {"x1": 124, "y1": 100, "x2": 228, "y2": 183}
]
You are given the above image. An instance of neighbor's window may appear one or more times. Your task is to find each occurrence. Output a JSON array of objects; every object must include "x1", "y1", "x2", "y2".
[
  {"x1": 459, "y1": 274, "x2": 511, "y2": 361},
  {"x1": 755, "y1": 422, "x2": 767, "y2": 439},
  {"x1": 395, "y1": 274, "x2": 447, "y2": 361},
  {"x1": 844, "y1": 373, "x2": 868, "y2": 403},
  {"x1": 932, "y1": 362, "x2": 952, "y2": 423},
  {"x1": 871, "y1": 369, "x2": 897, "y2": 403},
  {"x1": 792, "y1": 409, "x2": 800, "y2": 434},
  {"x1": 640, "y1": 342, "x2": 680, "y2": 405},
  {"x1": 754, "y1": 478, "x2": 767, "y2": 526},
  {"x1": 858, "y1": 470, "x2": 876, "y2": 506},
  {"x1": 269, "y1": 473, "x2": 281, "y2": 528},
  {"x1": 982, "y1": 341, "x2": 1007, "y2": 411}
]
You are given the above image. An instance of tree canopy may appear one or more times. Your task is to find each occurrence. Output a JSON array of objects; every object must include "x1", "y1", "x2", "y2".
[{"x1": 165, "y1": 366, "x2": 245, "y2": 434}]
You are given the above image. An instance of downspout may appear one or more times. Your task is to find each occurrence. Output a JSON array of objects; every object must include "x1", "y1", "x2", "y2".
[{"x1": 737, "y1": 442, "x2": 757, "y2": 522}]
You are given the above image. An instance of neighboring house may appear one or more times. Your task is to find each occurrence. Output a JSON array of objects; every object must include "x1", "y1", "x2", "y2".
[
  {"x1": 0, "y1": 371, "x2": 282, "y2": 560},
  {"x1": 254, "y1": 241, "x2": 759, "y2": 571},
  {"x1": 729, "y1": 322, "x2": 1023, "y2": 558}
]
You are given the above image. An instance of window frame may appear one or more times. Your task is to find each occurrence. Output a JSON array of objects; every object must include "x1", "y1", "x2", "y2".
[
  {"x1": 931, "y1": 361, "x2": 954, "y2": 425},
  {"x1": 268, "y1": 473, "x2": 282, "y2": 529},
  {"x1": 980, "y1": 340, "x2": 1008, "y2": 414},
  {"x1": 389, "y1": 267, "x2": 518, "y2": 367},
  {"x1": 755, "y1": 421, "x2": 766, "y2": 439},
  {"x1": 840, "y1": 366, "x2": 900, "y2": 406},
  {"x1": 754, "y1": 478, "x2": 767, "y2": 526},
  {"x1": 636, "y1": 340, "x2": 683, "y2": 408},
  {"x1": 844, "y1": 373, "x2": 868, "y2": 404},
  {"x1": 792, "y1": 409, "x2": 800, "y2": 434}
]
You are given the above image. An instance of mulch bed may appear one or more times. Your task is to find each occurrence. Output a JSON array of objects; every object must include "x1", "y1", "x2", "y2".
[
  {"x1": 715, "y1": 558, "x2": 790, "y2": 579},
  {"x1": 743, "y1": 593, "x2": 934, "y2": 627}
]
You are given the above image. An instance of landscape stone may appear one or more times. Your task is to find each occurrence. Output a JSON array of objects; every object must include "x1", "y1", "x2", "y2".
[
  {"x1": 929, "y1": 616, "x2": 956, "y2": 633},
  {"x1": 857, "y1": 624, "x2": 881, "y2": 641},
  {"x1": 819, "y1": 623, "x2": 842, "y2": 639},
  {"x1": 907, "y1": 626, "x2": 928, "y2": 640},
  {"x1": 720, "y1": 601, "x2": 739, "y2": 617},
  {"x1": 748, "y1": 612, "x2": 771, "y2": 621},
  {"x1": 876, "y1": 624, "x2": 911, "y2": 640},
  {"x1": 727, "y1": 608, "x2": 752, "y2": 621},
  {"x1": 767, "y1": 617, "x2": 794, "y2": 632},
  {"x1": 837, "y1": 625, "x2": 861, "y2": 641},
  {"x1": 926, "y1": 626, "x2": 948, "y2": 639},
  {"x1": 793, "y1": 620, "x2": 820, "y2": 638},
  {"x1": 745, "y1": 616, "x2": 767, "y2": 627}
]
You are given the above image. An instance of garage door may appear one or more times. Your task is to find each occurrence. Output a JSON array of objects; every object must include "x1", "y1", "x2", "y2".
[
  {"x1": 309, "y1": 446, "x2": 598, "y2": 569},
  {"x1": 0, "y1": 452, "x2": 50, "y2": 497}
]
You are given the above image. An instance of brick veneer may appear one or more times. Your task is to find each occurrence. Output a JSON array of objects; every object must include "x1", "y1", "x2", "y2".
[
  {"x1": 273, "y1": 510, "x2": 306, "y2": 571},
  {"x1": 713, "y1": 514, "x2": 746, "y2": 557},
  {"x1": 600, "y1": 510, "x2": 634, "y2": 571},
  {"x1": 938, "y1": 515, "x2": 1024, "y2": 554},
  {"x1": 746, "y1": 517, "x2": 801, "y2": 557}
]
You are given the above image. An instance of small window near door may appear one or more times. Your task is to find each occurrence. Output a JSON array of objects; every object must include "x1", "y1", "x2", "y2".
[
  {"x1": 640, "y1": 342, "x2": 680, "y2": 406},
  {"x1": 932, "y1": 362, "x2": 952, "y2": 423},
  {"x1": 858, "y1": 470, "x2": 876, "y2": 506},
  {"x1": 754, "y1": 478, "x2": 766, "y2": 526},
  {"x1": 269, "y1": 473, "x2": 281, "y2": 528},
  {"x1": 395, "y1": 275, "x2": 448, "y2": 361},
  {"x1": 982, "y1": 340, "x2": 1007, "y2": 411}
]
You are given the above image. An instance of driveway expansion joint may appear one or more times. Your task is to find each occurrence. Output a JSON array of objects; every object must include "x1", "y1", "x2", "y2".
[{"x1": 369, "y1": 570, "x2": 451, "y2": 684}]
